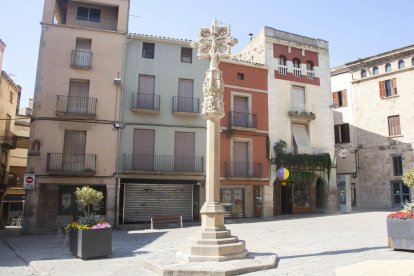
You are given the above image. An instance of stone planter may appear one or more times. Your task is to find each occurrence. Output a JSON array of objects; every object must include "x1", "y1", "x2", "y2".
[
  {"x1": 387, "y1": 218, "x2": 414, "y2": 250},
  {"x1": 69, "y1": 228, "x2": 112, "y2": 259}
]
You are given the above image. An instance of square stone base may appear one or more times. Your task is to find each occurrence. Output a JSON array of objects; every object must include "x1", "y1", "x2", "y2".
[{"x1": 144, "y1": 251, "x2": 277, "y2": 275}]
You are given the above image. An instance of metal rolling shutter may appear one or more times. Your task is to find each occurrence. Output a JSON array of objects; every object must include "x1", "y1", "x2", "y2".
[{"x1": 124, "y1": 183, "x2": 193, "y2": 223}]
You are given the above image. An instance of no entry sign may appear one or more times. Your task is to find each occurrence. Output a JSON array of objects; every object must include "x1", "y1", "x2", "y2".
[{"x1": 24, "y1": 174, "x2": 36, "y2": 190}]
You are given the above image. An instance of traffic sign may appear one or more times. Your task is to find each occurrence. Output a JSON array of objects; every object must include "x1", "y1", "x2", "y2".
[{"x1": 24, "y1": 174, "x2": 36, "y2": 190}]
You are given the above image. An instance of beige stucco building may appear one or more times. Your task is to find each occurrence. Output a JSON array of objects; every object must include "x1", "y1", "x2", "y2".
[
  {"x1": 0, "y1": 39, "x2": 22, "y2": 228},
  {"x1": 25, "y1": 0, "x2": 130, "y2": 232},
  {"x1": 331, "y1": 45, "x2": 414, "y2": 208},
  {"x1": 238, "y1": 27, "x2": 336, "y2": 216}
]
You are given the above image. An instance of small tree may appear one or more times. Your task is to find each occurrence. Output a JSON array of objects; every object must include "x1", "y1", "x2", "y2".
[
  {"x1": 403, "y1": 169, "x2": 414, "y2": 189},
  {"x1": 75, "y1": 186, "x2": 104, "y2": 226}
]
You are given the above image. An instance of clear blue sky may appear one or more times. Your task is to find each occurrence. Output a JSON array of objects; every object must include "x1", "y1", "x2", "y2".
[{"x1": 1, "y1": 0, "x2": 414, "y2": 107}]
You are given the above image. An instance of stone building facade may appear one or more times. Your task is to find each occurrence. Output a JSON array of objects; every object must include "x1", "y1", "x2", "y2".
[
  {"x1": 238, "y1": 27, "x2": 336, "y2": 216},
  {"x1": 331, "y1": 45, "x2": 414, "y2": 208}
]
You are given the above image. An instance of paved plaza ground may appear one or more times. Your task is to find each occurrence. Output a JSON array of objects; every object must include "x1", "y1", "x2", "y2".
[{"x1": 1, "y1": 211, "x2": 414, "y2": 275}]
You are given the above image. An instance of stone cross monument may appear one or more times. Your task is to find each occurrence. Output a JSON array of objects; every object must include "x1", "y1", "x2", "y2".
[{"x1": 176, "y1": 18, "x2": 248, "y2": 262}]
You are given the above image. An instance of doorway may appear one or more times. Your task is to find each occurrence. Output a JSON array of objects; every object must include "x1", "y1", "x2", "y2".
[
  {"x1": 280, "y1": 183, "x2": 292, "y2": 214},
  {"x1": 315, "y1": 178, "x2": 325, "y2": 209},
  {"x1": 254, "y1": 186, "x2": 263, "y2": 217},
  {"x1": 392, "y1": 182, "x2": 410, "y2": 207}
]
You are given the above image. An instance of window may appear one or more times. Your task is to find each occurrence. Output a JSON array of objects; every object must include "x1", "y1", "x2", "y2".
[
  {"x1": 279, "y1": 55, "x2": 287, "y2": 66},
  {"x1": 77, "y1": 6, "x2": 101, "y2": 22},
  {"x1": 72, "y1": 38, "x2": 92, "y2": 68},
  {"x1": 392, "y1": 182, "x2": 410, "y2": 206},
  {"x1": 385, "y1": 63, "x2": 392, "y2": 72},
  {"x1": 373, "y1": 66, "x2": 379, "y2": 75},
  {"x1": 306, "y1": 61, "x2": 314, "y2": 71},
  {"x1": 174, "y1": 132, "x2": 195, "y2": 172},
  {"x1": 63, "y1": 130, "x2": 86, "y2": 172},
  {"x1": 388, "y1": 115, "x2": 401, "y2": 136},
  {"x1": 132, "y1": 129, "x2": 155, "y2": 171},
  {"x1": 379, "y1": 78, "x2": 397, "y2": 98},
  {"x1": 68, "y1": 80, "x2": 90, "y2": 114},
  {"x1": 393, "y1": 156, "x2": 403, "y2": 176},
  {"x1": 332, "y1": 90, "x2": 347, "y2": 108},
  {"x1": 9, "y1": 91, "x2": 13, "y2": 103},
  {"x1": 291, "y1": 86, "x2": 305, "y2": 112},
  {"x1": 398, "y1": 60, "x2": 405, "y2": 69},
  {"x1": 237, "y1": 72, "x2": 244, "y2": 80},
  {"x1": 334, "y1": 123, "x2": 350, "y2": 143},
  {"x1": 292, "y1": 58, "x2": 301, "y2": 68},
  {"x1": 180, "y1": 47, "x2": 192, "y2": 63},
  {"x1": 412, "y1": 57, "x2": 414, "y2": 66},
  {"x1": 177, "y1": 79, "x2": 194, "y2": 112},
  {"x1": 361, "y1": 69, "x2": 367, "y2": 78},
  {"x1": 142, "y1": 43, "x2": 155, "y2": 59}
]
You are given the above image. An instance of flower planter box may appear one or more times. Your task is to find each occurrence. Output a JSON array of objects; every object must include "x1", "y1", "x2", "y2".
[
  {"x1": 69, "y1": 228, "x2": 112, "y2": 259},
  {"x1": 387, "y1": 218, "x2": 414, "y2": 251}
]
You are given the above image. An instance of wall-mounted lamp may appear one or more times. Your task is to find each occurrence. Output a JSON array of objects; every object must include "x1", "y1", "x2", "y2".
[{"x1": 112, "y1": 121, "x2": 124, "y2": 129}]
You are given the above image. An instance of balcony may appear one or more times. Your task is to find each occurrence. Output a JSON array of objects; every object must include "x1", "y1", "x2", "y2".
[
  {"x1": 278, "y1": 65, "x2": 288, "y2": 75},
  {"x1": 229, "y1": 111, "x2": 257, "y2": 129},
  {"x1": 172, "y1": 96, "x2": 200, "y2": 115},
  {"x1": 283, "y1": 146, "x2": 329, "y2": 155},
  {"x1": 224, "y1": 161, "x2": 263, "y2": 178},
  {"x1": 47, "y1": 153, "x2": 96, "y2": 175},
  {"x1": 1, "y1": 130, "x2": 17, "y2": 149},
  {"x1": 0, "y1": 172, "x2": 17, "y2": 188},
  {"x1": 306, "y1": 70, "x2": 315, "y2": 79},
  {"x1": 65, "y1": 12, "x2": 117, "y2": 31},
  {"x1": 123, "y1": 154, "x2": 204, "y2": 174},
  {"x1": 71, "y1": 50, "x2": 92, "y2": 69},
  {"x1": 56, "y1": 95, "x2": 97, "y2": 118},
  {"x1": 131, "y1": 93, "x2": 160, "y2": 113},
  {"x1": 288, "y1": 104, "x2": 315, "y2": 122},
  {"x1": 293, "y1": 68, "x2": 302, "y2": 77}
]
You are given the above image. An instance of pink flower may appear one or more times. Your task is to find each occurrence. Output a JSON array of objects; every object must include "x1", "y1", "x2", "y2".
[{"x1": 91, "y1": 223, "x2": 111, "y2": 229}]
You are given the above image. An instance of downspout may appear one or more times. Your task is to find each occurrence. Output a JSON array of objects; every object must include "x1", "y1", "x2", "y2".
[{"x1": 114, "y1": 35, "x2": 133, "y2": 228}]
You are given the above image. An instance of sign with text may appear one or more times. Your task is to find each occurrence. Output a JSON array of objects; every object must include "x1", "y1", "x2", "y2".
[{"x1": 23, "y1": 174, "x2": 36, "y2": 189}]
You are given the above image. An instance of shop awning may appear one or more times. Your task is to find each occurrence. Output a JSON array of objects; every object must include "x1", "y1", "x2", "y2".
[{"x1": 292, "y1": 124, "x2": 312, "y2": 154}]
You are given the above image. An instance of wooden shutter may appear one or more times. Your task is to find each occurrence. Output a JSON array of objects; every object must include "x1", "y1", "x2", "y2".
[
  {"x1": 233, "y1": 141, "x2": 249, "y2": 163},
  {"x1": 63, "y1": 131, "x2": 86, "y2": 154},
  {"x1": 391, "y1": 78, "x2": 397, "y2": 96},
  {"x1": 234, "y1": 96, "x2": 248, "y2": 113},
  {"x1": 341, "y1": 90, "x2": 348, "y2": 107},
  {"x1": 178, "y1": 79, "x2": 194, "y2": 98},
  {"x1": 379, "y1": 81, "x2": 386, "y2": 98},
  {"x1": 174, "y1": 132, "x2": 195, "y2": 157},
  {"x1": 334, "y1": 125, "x2": 340, "y2": 143},
  {"x1": 388, "y1": 116, "x2": 401, "y2": 136},
  {"x1": 133, "y1": 129, "x2": 155, "y2": 171},
  {"x1": 138, "y1": 75, "x2": 155, "y2": 94},
  {"x1": 332, "y1": 92, "x2": 339, "y2": 107}
]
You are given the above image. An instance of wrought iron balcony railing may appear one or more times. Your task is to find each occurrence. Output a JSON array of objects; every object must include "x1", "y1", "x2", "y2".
[
  {"x1": 123, "y1": 154, "x2": 204, "y2": 173},
  {"x1": 65, "y1": 12, "x2": 118, "y2": 31},
  {"x1": 0, "y1": 172, "x2": 17, "y2": 188},
  {"x1": 47, "y1": 153, "x2": 96, "y2": 175},
  {"x1": 229, "y1": 111, "x2": 257, "y2": 128},
  {"x1": 1, "y1": 130, "x2": 17, "y2": 149},
  {"x1": 56, "y1": 95, "x2": 97, "y2": 117},
  {"x1": 172, "y1": 96, "x2": 200, "y2": 113},
  {"x1": 132, "y1": 93, "x2": 161, "y2": 111},
  {"x1": 224, "y1": 161, "x2": 263, "y2": 178},
  {"x1": 71, "y1": 50, "x2": 92, "y2": 69}
]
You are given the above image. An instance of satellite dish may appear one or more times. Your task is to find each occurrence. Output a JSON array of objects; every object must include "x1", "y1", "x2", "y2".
[{"x1": 337, "y1": 148, "x2": 351, "y2": 159}]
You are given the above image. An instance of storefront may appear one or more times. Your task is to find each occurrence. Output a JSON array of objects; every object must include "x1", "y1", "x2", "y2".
[{"x1": 220, "y1": 188, "x2": 244, "y2": 218}]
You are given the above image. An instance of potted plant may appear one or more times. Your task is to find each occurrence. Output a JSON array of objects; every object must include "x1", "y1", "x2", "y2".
[
  {"x1": 387, "y1": 168, "x2": 414, "y2": 250},
  {"x1": 65, "y1": 186, "x2": 111, "y2": 259}
]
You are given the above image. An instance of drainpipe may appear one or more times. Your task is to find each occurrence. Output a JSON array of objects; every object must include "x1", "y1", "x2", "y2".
[{"x1": 114, "y1": 36, "x2": 133, "y2": 229}]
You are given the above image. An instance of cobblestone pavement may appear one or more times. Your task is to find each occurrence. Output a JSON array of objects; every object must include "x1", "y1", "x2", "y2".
[{"x1": 2, "y1": 211, "x2": 414, "y2": 275}]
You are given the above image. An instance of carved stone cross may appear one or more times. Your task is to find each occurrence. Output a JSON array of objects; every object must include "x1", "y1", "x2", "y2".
[{"x1": 191, "y1": 18, "x2": 237, "y2": 119}]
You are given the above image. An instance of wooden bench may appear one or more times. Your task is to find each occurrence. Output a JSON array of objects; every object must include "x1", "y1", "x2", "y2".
[{"x1": 150, "y1": 215, "x2": 183, "y2": 229}]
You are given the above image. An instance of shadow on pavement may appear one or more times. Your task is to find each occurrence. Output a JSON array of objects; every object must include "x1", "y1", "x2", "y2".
[{"x1": 280, "y1": 246, "x2": 389, "y2": 260}]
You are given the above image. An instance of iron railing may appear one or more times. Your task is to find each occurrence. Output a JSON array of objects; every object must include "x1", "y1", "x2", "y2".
[
  {"x1": 71, "y1": 50, "x2": 92, "y2": 69},
  {"x1": 1, "y1": 130, "x2": 17, "y2": 149},
  {"x1": 47, "y1": 153, "x2": 96, "y2": 174},
  {"x1": 283, "y1": 147, "x2": 329, "y2": 155},
  {"x1": 123, "y1": 154, "x2": 204, "y2": 173},
  {"x1": 172, "y1": 96, "x2": 200, "y2": 113},
  {"x1": 132, "y1": 93, "x2": 160, "y2": 111},
  {"x1": 224, "y1": 161, "x2": 263, "y2": 178},
  {"x1": 0, "y1": 172, "x2": 17, "y2": 187},
  {"x1": 65, "y1": 12, "x2": 117, "y2": 31},
  {"x1": 56, "y1": 95, "x2": 97, "y2": 117},
  {"x1": 229, "y1": 111, "x2": 257, "y2": 128}
]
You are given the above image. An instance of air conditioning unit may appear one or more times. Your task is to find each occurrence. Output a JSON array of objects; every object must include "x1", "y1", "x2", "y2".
[{"x1": 113, "y1": 78, "x2": 122, "y2": 85}]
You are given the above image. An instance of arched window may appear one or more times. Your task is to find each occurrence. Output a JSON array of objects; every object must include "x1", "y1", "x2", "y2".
[
  {"x1": 279, "y1": 55, "x2": 287, "y2": 66},
  {"x1": 361, "y1": 69, "x2": 367, "y2": 78},
  {"x1": 385, "y1": 63, "x2": 392, "y2": 72},
  {"x1": 373, "y1": 66, "x2": 379, "y2": 76},
  {"x1": 306, "y1": 61, "x2": 314, "y2": 71},
  {"x1": 292, "y1": 58, "x2": 301, "y2": 68},
  {"x1": 398, "y1": 60, "x2": 405, "y2": 69}
]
